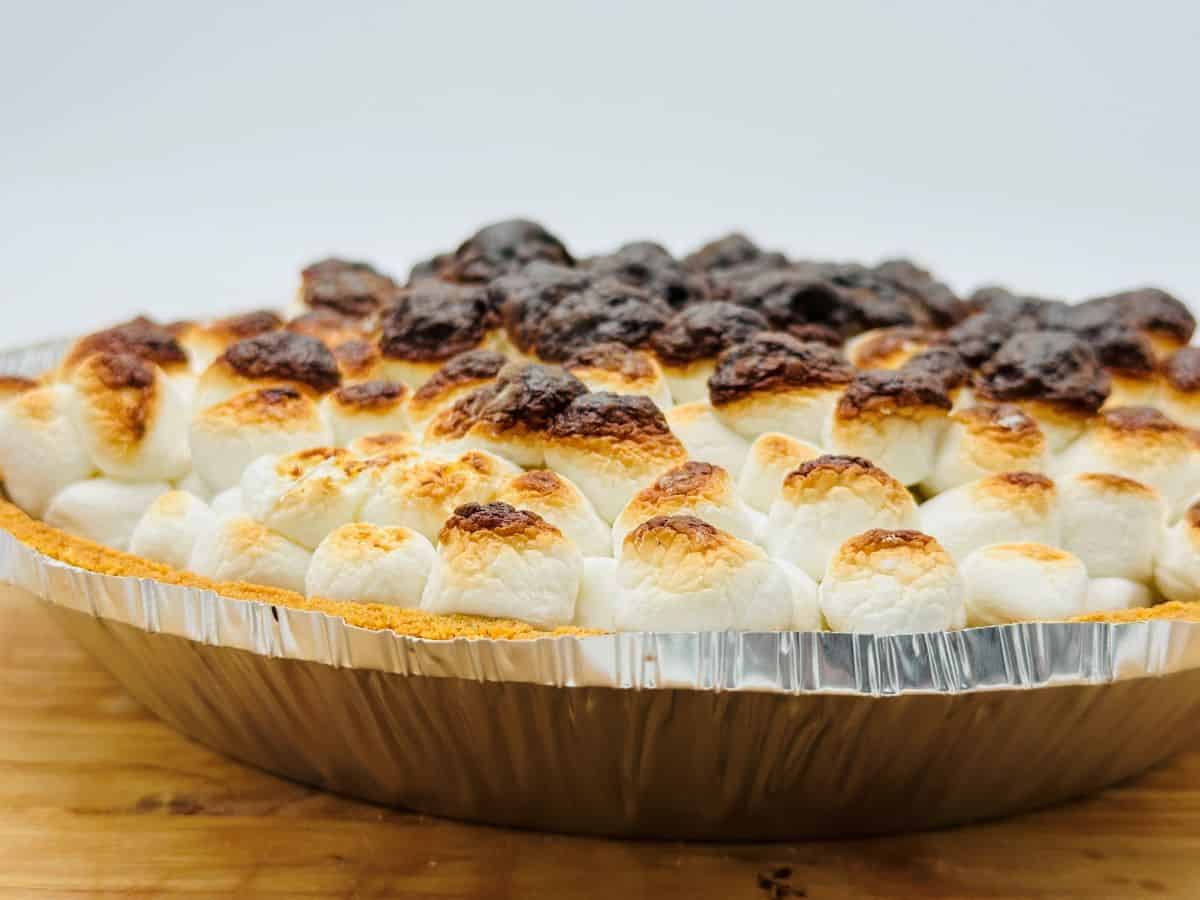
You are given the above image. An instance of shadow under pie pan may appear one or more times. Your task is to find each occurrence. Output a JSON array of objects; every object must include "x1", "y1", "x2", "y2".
[{"x1": 5, "y1": 338, "x2": 1200, "y2": 839}]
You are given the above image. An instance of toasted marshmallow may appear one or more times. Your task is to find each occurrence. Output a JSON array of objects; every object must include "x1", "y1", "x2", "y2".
[
  {"x1": 818, "y1": 529, "x2": 965, "y2": 634},
  {"x1": 975, "y1": 331, "x2": 1110, "y2": 450},
  {"x1": 1054, "y1": 406, "x2": 1200, "y2": 516},
  {"x1": 922, "y1": 404, "x2": 1047, "y2": 496},
  {"x1": 1084, "y1": 578, "x2": 1155, "y2": 614},
  {"x1": 736, "y1": 432, "x2": 823, "y2": 513},
  {"x1": 44, "y1": 478, "x2": 170, "y2": 551},
  {"x1": 844, "y1": 326, "x2": 934, "y2": 370},
  {"x1": 1059, "y1": 472, "x2": 1164, "y2": 581},
  {"x1": 193, "y1": 331, "x2": 342, "y2": 413},
  {"x1": 345, "y1": 431, "x2": 420, "y2": 460},
  {"x1": 1086, "y1": 287, "x2": 1195, "y2": 360},
  {"x1": 765, "y1": 455, "x2": 919, "y2": 580},
  {"x1": 649, "y1": 301, "x2": 770, "y2": 403},
  {"x1": 1160, "y1": 347, "x2": 1200, "y2": 429},
  {"x1": 664, "y1": 402, "x2": 751, "y2": 477},
  {"x1": 612, "y1": 461, "x2": 760, "y2": 553},
  {"x1": 330, "y1": 338, "x2": 388, "y2": 384},
  {"x1": 424, "y1": 363, "x2": 587, "y2": 467},
  {"x1": 822, "y1": 369, "x2": 951, "y2": 486},
  {"x1": 575, "y1": 556, "x2": 619, "y2": 629},
  {"x1": 0, "y1": 375, "x2": 36, "y2": 407},
  {"x1": 67, "y1": 352, "x2": 191, "y2": 482},
  {"x1": 210, "y1": 486, "x2": 245, "y2": 520},
  {"x1": 614, "y1": 515, "x2": 793, "y2": 631},
  {"x1": 421, "y1": 502, "x2": 582, "y2": 628},
  {"x1": 0, "y1": 384, "x2": 95, "y2": 516},
  {"x1": 296, "y1": 257, "x2": 397, "y2": 319},
  {"x1": 188, "y1": 514, "x2": 311, "y2": 593},
  {"x1": 305, "y1": 523, "x2": 435, "y2": 606},
  {"x1": 495, "y1": 470, "x2": 611, "y2": 557},
  {"x1": 321, "y1": 380, "x2": 411, "y2": 446},
  {"x1": 378, "y1": 282, "x2": 498, "y2": 388},
  {"x1": 128, "y1": 490, "x2": 218, "y2": 570},
  {"x1": 564, "y1": 343, "x2": 673, "y2": 409},
  {"x1": 60, "y1": 317, "x2": 190, "y2": 382},
  {"x1": 406, "y1": 350, "x2": 507, "y2": 430},
  {"x1": 189, "y1": 387, "x2": 333, "y2": 493},
  {"x1": 240, "y1": 448, "x2": 369, "y2": 550},
  {"x1": 285, "y1": 308, "x2": 371, "y2": 350},
  {"x1": 1155, "y1": 503, "x2": 1200, "y2": 603},
  {"x1": 961, "y1": 543, "x2": 1088, "y2": 625},
  {"x1": 175, "y1": 310, "x2": 283, "y2": 372},
  {"x1": 918, "y1": 472, "x2": 1060, "y2": 562},
  {"x1": 544, "y1": 392, "x2": 689, "y2": 522},
  {"x1": 359, "y1": 449, "x2": 518, "y2": 542},
  {"x1": 778, "y1": 559, "x2": 822, "y2": 631},
  {"x1": 709, "y1": 332, "x2": 854, "y2": 443}
]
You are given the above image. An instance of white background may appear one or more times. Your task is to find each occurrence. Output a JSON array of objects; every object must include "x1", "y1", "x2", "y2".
[{"x1": 2, "y1": 1, "x2": 1197, "y2": 346}]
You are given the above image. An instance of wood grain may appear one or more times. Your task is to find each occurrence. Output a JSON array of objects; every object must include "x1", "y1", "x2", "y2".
[{"x1": 2, "y1": 589, "x2": 1198, "y2": 899}]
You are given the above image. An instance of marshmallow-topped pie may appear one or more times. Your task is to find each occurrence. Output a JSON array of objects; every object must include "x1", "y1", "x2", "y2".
[{"x1": 2, "y1": 218, "x2": 1199, "y2": 637}]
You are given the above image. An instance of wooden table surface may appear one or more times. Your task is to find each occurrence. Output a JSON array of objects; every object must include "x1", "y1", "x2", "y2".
[{"x1": 3, "y1": 590, "x2": 1199, "y2": 899}]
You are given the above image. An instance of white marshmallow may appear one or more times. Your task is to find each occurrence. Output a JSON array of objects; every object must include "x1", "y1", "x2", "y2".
[
  {"x1": 421, "y1": 502, "x2": 582, "y2": 628},
  {"x1": 659, "y1": 359, "x2": 714, "y2": 405},
  {"x1": 615, "y1": 515, "x2": 793, "y2": 631},
  {"x1": 0, "y1": 384, "x2": 95, "y2": 517},
  {"x1": 777, "y1": 559, "x2": 822, "y2": 631},
  {"x1": 575, "y1": 556, "x2": 619, "y2": 630},
  {"x1": 305, "y1": 523, "x2": 435, "y2": 606},
  {"x1": 495, "y1": 470, "x2": 612, "y2": 558},
  {"x1": 1053, "y1": 406, "x2": 1200, "y2": 517},
  {"x1": 1155, "y1": 505, "x2": 1200, "y2": 603},
  {"x1": 961, "y1": 543, "x2": 1088, "y2": 625},
  {"x1": 240, "y1": 448, "x2": 369, "y2": 550},
  {"x1": 736, "y1": 432, "x2": 822, "y2": 513},
  {"x1": 129, "y1": 490, "x2": 218, "y2": 570},
  {"x1": 67, "y1": 353, "x2": 191, "y2": 482},
  {"x1": 358, "y1": 449, "x2": 518, "y2": 543},
  {"x1": 188, "y1": 514, "x2": 312, "y2": 593},
  {"x1": 189, "y1": 387, "x2": 333, "y2": 493},
  {"x1": 321, "y1": 381, "x2": 412, "y2": 447},
  {"x1": 1058, "y1": 472, "x2": 1164, "y2": 581},
  {"x1": 765, "y1": 455, "x2": 919, "y2": 581},
  {"x1": 664, "y1": 402, "x2": 751, "y2": 477},
  {"x1": 921, "y1": 404, "x2": 1047, "y2": 496},
  {"x1": 174, "y1": 471, "x2": 214, "y2": 502},
  {"x1": 44, "y1": 478, "x2": 171, "y2": 551},
  {"x1": 1084, "y1": 578, "x2": 1155, "y2": 615},
  {"x1": 818, "y1": 529, "x2": 965, "y2": 634},
  {"x1": 918, "y1": 472, "x2": 1061, "y2": 562},
  {"x1": 210, "y1": 486, "x2": 245, "y2": 520},
  {"x1": 612, "y1": 461, "x2": 760, "y2": 554}
]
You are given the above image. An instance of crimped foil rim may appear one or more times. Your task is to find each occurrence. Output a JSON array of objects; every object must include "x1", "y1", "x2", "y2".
[{"x1": 4, "y1": 335, "x2": 1200, "y2": 695}]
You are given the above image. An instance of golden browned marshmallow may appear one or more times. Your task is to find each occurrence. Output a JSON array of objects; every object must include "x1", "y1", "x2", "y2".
[
  {"x1": 494, "y1": 469, "x2": 611, "y2": 558},
  {"x1": 189, "y1": 386, "x2": 333, "y2": 493},
  {"x1": 330, "y1": 338, "x2": 388, "y2": 384},
  {"x1": 736, "y1": 432, "x2": 822, "y2": 513},
  {"x1": 818, "y1": 529, "x2": 966, "y2": 633},
  {"x1": 544, "y1": 392, "x2": 689, "y2": 522},
  {"x1": 377, "y1": 282, "x2": 499, "y2": 388},
  {"x1": 67, "y1": 352, "x2": 191, "y2": 482},
  {"x1": 345, "y1": 431, "x2": 420, "y2": 460},
  {"x1": 922, "y1": 403, "x2": 1047, "y2": 496},
  {"x1": 961, "y1": 542, "x2": 1088, "y2": 625},
  {"x1": 564, "y1": 343, "x2": 672, "y2": 410},
  {"x1": 615, "y1": 515, "x2": 794, "y2": 631},
  {"x1": 358, "y1": 449, "x2": 519, "y2": 542},
  {"x1": 0, "y1": 375, "x2": 38, "y2": 406},
  {"x1": 708, "y1": 332, "x2": 854, "y2": 444},
  {"x1": 1160, "y1": 347, "x2": 1200, "y2": 429},
  {"x1": 1054, "y1": 406, "x2": 1200, "y2": 516},
  {"x1": 424, "y1": 363, "x2": 587, "y2": 467},
  {"x1": 649, "y1": 301, "x2": 770, "y2": 403},
  {"x1": 174, "y1": 310, "x2": 283, "y2": 372},
  {"x1": 286, "y1": 308, "x2": 373, "y2": 349},
  {"x1": 321, "y1": 380, "x2": 412, "y2": 446},
  {"x1": 421, "y1": 502, "x2": 583, "y2": 627},
  {"x1": 612, "y1": 461, "x2": 761, "y2": 554},
  {"x1": 765, "y1": 455, "x2": 919, "y2": 580},
  {"x1": 823, "y1": 369, "x2": 952, "y2": 486},
  {"x1": 306, "y1": 523, "x2": 436, "y2": 606},
  {"x1": 406, "y1": 350, "x2": 508, "y2": 430},
  {"x1": 844, "y1": 326, "x2": 935, "y2": 370},
  {"x1": 193, "y1": 331, "x2": 342, "y2": 413},
  {"x1": 918, "y1": 471, "x2": 1061, "y2": 561}
]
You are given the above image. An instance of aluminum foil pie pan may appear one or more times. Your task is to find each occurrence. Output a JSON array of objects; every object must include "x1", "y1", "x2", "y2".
[{"x1": 4, "y1": 337, "x2": 1200, "y2": 839}]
